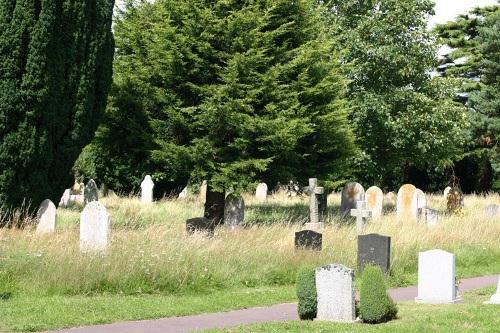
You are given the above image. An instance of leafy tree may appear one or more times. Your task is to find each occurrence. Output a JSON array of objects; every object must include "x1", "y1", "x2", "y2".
[
  {"x1": 77, "y1": 0, "x2": 355, "y2": 207},
  {"x1": 0, "y1": 0, "x2": 115, "y2": 213}
]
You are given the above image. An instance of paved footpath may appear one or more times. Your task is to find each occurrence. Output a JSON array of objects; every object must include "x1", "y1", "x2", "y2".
[{"x1": 48, "y1": 274, "x2": 498, "y2": 333}]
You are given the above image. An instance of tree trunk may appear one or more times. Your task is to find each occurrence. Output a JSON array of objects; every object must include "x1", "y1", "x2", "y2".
[{"x1": 204, "y1": 182, "x2": 225, "y2": 226}]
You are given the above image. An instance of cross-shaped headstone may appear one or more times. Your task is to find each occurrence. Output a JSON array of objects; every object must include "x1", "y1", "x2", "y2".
[
  {"x1": 304, "y1": 178, "x2": 324, "y2": 224},
  {"x1": 350, "y1": 200, "x2": 371, "y2": 234}
]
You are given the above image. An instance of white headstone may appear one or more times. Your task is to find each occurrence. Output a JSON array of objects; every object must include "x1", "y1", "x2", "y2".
[
  {"x1": 341, "y1": 182, "x2": 365, "y2": 217},
  {"x1": 59, "y1": 189, "x2": 71, "y2": 207},
  {"x1": 415, "y1": 249, "x2": 462, "y2": 304},
  {"x1": 423, "y1": 208, "x2": 439, "y2": 227},
  {"x1": 316, "y1": 264, "x2": 356, "y2": 322},
  {"x1": 178, "y1": 186, "x2": 188, "y2": 199},
  {"x1": 365, "y1": 186, "x2": 383, "y2": 219},
  {"x1": 140, "y1": 175, "x2": 154, "y2": 203},
  {"x1": 36, "y1": 199, "x2": 56, "y2": 234},
  {"x1": 484, "y1": 276, "x2": 500, "y2": 304},
  {"x1": 397, "y1": 184, "x2": 418, "y2": 220},
  {"x1": 416, "y1": 189, "x2": 427, "y2": 215},
  {"x1": 255, "y1": 183, "x2": 268, "y2": 201},
  {"x1": 80, "y1": 201, "x2": 112, "y2": 253},
  {"x1": 444, "y1": 186, "x2": 451, "y2": 199}
]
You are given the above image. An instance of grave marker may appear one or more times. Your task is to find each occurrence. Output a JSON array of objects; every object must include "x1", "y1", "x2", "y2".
[
  {"x1": 397, "y1": 184, "x2": 418, "y2": 220},
  {"x1": 365, "y1": 186, "x2": 383, "y2": 220},
  {"x1": 84, "y1": 179, "x2": 99, "y2": 204},
  {"x1": 255, "y1": 183, "x2": 268, "y2": 201},
  {"x1": 80, "y1": 202, "x2": 111, "y2": 253},
  {"x1": 350, "y1": 201, "x2": 371, "y2": 234},
  {"x1": 186, "y1": 217, "x2": 215, "y2": 236},
  {"x1": 140, "y1": 175, "x2": 154, "y2": 203},
  {"x1": 36, "y1": 199, "x2": 57, "y2": 234},
  {"x1": 357, "y1": 233, "x2": 391, "y2": 274},
  {"x1": 341, "y1": 182, "x2": 365, "y2": 217},
  {"x1": 224, "y1": 194, "x2": 245, "y2": 229},
  {"x1": 295, "y1": 230, "x2": 322, "y2": 251}
]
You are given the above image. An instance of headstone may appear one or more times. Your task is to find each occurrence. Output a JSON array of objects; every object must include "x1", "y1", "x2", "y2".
[
  {"x1": 84, "y1": 179, "x2": 99, "y2": 204},
  {"x1": 59, "y1": 189, "x2": 71, "y2": 207},
  {"x1": 199, "y1": 180, "x2": 207, "y2": 203},
  {"x1": 443, "y1": 186, "x2": 451, "y2": 198},
  {"x1": 70, "y1": 194, "x2": 84, "y2": 204},
  {"x1": 178, "y1": 186, "x2": 188, "y2": 199},
  {"x1": 341, "y1": 182, "x2": 365, "y2": 217},
  {"x1": 446, "y1": 187, "x2": 464, "y2": 213},
  {"x1": 415, "y1": 249, "x2": 462, "y2": 304},
  {"x1": 224, "y1": 194, "x2": 245, "y2": 229},
  {"x1": 80, "y1": 201, "x2": 111, "y2": 253},
  {"x1": 365, "y1": 186, "x2": 383, "y2": 220},
  {"x1": 295, "y1": 230, "x2": 322, "y2": 251},
  {"x1": 71, "y1": 181, "x2": 83, "y2": 195},
  {"x1": 315, "y1": 264, "x2": 356, "y2": 322},
  {"x1": 305, "y1": 178, "x2": 325, "y2": 224},
  {"x1": 416, "y1": 189, "x2": 426, "y2": 213},
  {"x1": 397, "y1": 184, "x2": 418, "y2": 220},
  {"x1": 357, "y1": 233, "x2": 391, "y2": 274},
  {"x1": 350, "y1": 201, "x2": 371, "y2": 234},
  {"x1": 485, "y1": 204, "x2": 500, "y2": 218},
  {"x1": 385, "y1": 191, "x2": 397, "y2": 206},
  {"x1": 140, "y1": 175, "x2": 154, "y2": 203},
  {"x1": 186, "y1": 217, "x2": 215, "y2": 236},
  {"x1": 255, "y1": 183, "x2": 268, "y2": 201},
  {"x1": 36, "y1": 199, "x2": 57, "y2": 234},
  {"x1": 484, "y1": 276, "x2": 500, "y2": 304},
  {"x1": 423, "y1": 208, "x2": 439, "y2": 227}
]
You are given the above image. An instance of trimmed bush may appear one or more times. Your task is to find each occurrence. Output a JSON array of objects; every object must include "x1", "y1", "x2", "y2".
[
  {"x1": 360, "y1": 265, "x2": 398, "y2": 324},
  {"x1": 296, "y1": 267, "x2": 317, "y2": 320}
]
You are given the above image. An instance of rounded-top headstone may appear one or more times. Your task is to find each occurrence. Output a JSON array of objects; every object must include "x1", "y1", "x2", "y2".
[
  {"x1": 84, "y1": 179, "x2": 99, "y2": 204},
  {"x1": 224, "y1": 194, "x2": 245, "y2": 229},
  {"x1": 255, "y1": 183, "x2": 268, "y2": 201},
  {"x1": 341, "y1": 182, "x2": 365, "y2": 217},
  {"x1": 397, "y1": 184, "x2": 418, "y2": 220},
  {"x1": 140, "y1": 175, "x2": 154, "y2": 203},
  {"x1": 80, "y1": 201, "x2": 111, "y2": 253},
  {"x1": 36, "y1": 199, "x2": 57, "y2": 234},
  {"x1": 416, "y1": 189, "x2": 427, "y2": 214},
  {"x1": 365, "y1": 186, "x2": 384, "y2": 220},
  {"x1": 443, "y1": 186, "x2": 451, "y2": 198}
]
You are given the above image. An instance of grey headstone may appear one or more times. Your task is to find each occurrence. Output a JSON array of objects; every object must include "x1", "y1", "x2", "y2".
[
  {"x1": 84, "y1": 179, "x2": 99, "y2": 204},
  {"x1": 80, "y1": 201, "x2": 111, "y2": 253},
  {"x1": 224, "y1": 194, "x2": 245, "y2": 229},
  {"x1": 59, "y1": 189, "x2": 71, "y2": 207},
  {"x1": 357, "y1": 233, "x2": 391, "y2": 274},
  {"x1": 315, "y1": 264, "x2": 356, "y2": 322},
  {"x1": 485, "y1": 204, "x2": 500, "y2": 218},
  {"x1": 304, "y1": 178, "x2": 325, "y2": 224},
  {"x1": 341, "y1": 182, "x2": 365, "y2": 217},
  {"x1": 423, "y1": 208, "x2": 439, "y2": 227},
  {"x1": 36, "y1": 199, "x2": 57, "y2": 234},
  {"x1": 140, "y1": 175, "x2": 154, "y2": 203},
  {"x1": 295, "y1": 230, "x2": 322, "y2": 251},
  {"x1": 186, "y1": 217, "x2": 215, "y2": 236}
]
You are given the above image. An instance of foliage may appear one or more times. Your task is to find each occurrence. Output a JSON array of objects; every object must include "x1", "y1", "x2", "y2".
[
  {"x1": 0, "y1": 0, "x2": 114, "y2": 212},
  {"x1": 359, "y1": 265, "x2": 398, "y2": 324},
  {"x1": 296, "y1": 267, "x2": 317, "y2": 320},
  {"x1": 75, "y1": 0, "x2": 355, "y2": 195}
]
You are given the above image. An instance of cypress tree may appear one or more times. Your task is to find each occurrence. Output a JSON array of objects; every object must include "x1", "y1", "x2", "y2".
[{"x1": 0, "y1": 0, "x2": 114, "y2": 214}]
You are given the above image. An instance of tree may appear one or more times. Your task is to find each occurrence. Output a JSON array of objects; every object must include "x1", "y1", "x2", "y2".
[
  {"x1": 77, "y1": 0, "x2": 355, "y2": 207},
  {"x1": 0, "y1": 0, "x2": 115, "y2": 213},
  {"x1": 324, "y1": 0, "x2": 469, "y2": 190}
]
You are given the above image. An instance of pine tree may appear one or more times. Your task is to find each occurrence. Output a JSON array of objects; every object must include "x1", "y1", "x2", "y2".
[{"x1": 0, "y1": 0, "x2": 114, "y2": 214}]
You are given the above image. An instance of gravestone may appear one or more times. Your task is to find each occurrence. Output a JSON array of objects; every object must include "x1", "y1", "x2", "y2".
[
  {"x1": 315, "y1": 264, "x2": 356, "y2": 322},
  {"x1": 350, "y1": 201, "x2": 371, "y2": 234},
  {"x1": 71, "y1": 181, "x2": 83, "y2": 195},
  {"x1": 80, "y1": 201, "x2": 111, "y2": 253},
  {"x1": 295, "y1": 230, "x2": 322, "y2": 251},
  {"x1": 416, "y1": 189, "x2": 426, "y2": 214},
  {"x1": 385, "y1": 191, "x2": 397, "y2": 207},
  {"x1": 446, "y1": 187, "x2": 464, "y2": 214},
  {"x1": 84, "y1": 179, "x2": 99, "y2": 204},
  {"x1": 186, "y1": 217, "x2": 215, "y2": 236},
  {"x1": 415, "y1": 249, "x2": 462, "y2": 304},
  {"x1": 224, "y1": 194, "x2": 245, "y2": 229},
  {"x1": 199, "y1": 180, "x2": 207, "y2": 203},
  {"x1": 255, "y1": 183, "x2": 268, "y2": 201},
  {"x1": 484, "y1": 276, "x2": 500, "y2": 304},
  {"x1": 357, "y1": 233, "x2": 391, "y2": 274},
  {"x1": 397, "y1": 184, "x2": 418, "y2": 220},
  {"x1": 36, "y1": 199, "x2": 57, "y2": 234},
  {"x1": 365, "y1": 186, "x2": 383, "y2": 220},
  {"x1": 59, "y1": 189, "x2": 71, "y2": 207},
  {"x1": 423, "y1": 208, "x2": 439, "y2": 227},
  {"x1": 178, "y1": 186, "x2": 188, "y2": 199},
  {"x1": 443, "y1": 186, "x2": 451, "y2": 199},
  {"x1": 140, "y1": 175, "x2": 154, "y2": 203},
  {"x1": 304, "y1": 178, "x2": 325, "y2": 227},
  {"x1": 485, "y1": 204, "x2": 500, "y2": 218},
  {"x1": 341, "y1": 182, "x2": 365, "y2": 217}
]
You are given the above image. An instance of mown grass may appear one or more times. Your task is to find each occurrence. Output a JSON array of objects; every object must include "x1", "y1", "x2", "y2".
[{"x1": 204, "y1": 286, "x2": 500, "y2": 333}]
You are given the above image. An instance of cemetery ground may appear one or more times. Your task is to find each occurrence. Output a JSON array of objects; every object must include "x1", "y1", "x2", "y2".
[{"x1": 1, "y1": 193, "x2": 500, "y2": 332}]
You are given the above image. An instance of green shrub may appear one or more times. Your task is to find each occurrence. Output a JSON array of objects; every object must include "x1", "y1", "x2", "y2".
[
  {"x1": 296, "y1": 267, "x2": 317, "y2": 320},
  {"x1": 359, "y1": 265, "x2": 398, "y2": 324}
]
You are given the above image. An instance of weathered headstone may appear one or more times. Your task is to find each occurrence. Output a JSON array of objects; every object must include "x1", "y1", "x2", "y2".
[
  {"x1": 365, "y1": 186, "x2": 383, "y2": 220},
  {"x1": 80, "y1": 201, "x2": 111, "y2": 253},
  {"x1": 199, "y1": 180, "x2": 207, "y2": 203},
  {"x1": 484, "y1": 276, "x2": 500, "y2": 304},
  {"x1": 341, "y1": 182, "x2": 365, "y2": 217},
  {"x1": 385, "y1": 191, "x2": 397, "y2": 207},
  {"x1": 485, "y1": 204, "x2": 500, "y2": 218},
  {"x1": 36, "y1": 199, "x2": 57, "y2": 234},
  {"x1": 397, "y1": 184, "x2": 418, "y2": 220},
  {"x1": 84, "y1": 179, "x2": 99, "y2": 204},
  {"x1": 350, "y1": 201, "x2": 371, "y2": 234},
  {"x1": 224, "y1": 194, "x2": 245, "y2": 229},
  {"x1": 357, "y1": 233, "x2": 391, "y2": 274},
  {"x1": 416, "y1": 189, "x2": 426, "y2": 213},
  {"x1": 255, "y1": 183, "x2": 268, "y2": 201},
  {"x1": 186, "y1": 217, "x2": 215, "y2": 236},
  {"x1": 140, "y1": 175, "x2": 154, "y2": 203},
  {"x1": 295, "y1": 230, "x2": 322, "y2": 251},
  {"x1": 178, "y1": 186, "x2": 188, "y2": 199},
  {"x1": 415, "y1": 249, "x2": 462, "y2": 304},
  {"x1": 59, "y1": 189, "x2": 71, "y2": 207},
  {"x1": 315, "y1": 264, "x2": 356, "y2": 322},
  {"x1": 443, "y1": 186, "x2": 451, "y2": 199},
  {"x1": 423, "y1": 208, "x2": 439, "y2": 227}
]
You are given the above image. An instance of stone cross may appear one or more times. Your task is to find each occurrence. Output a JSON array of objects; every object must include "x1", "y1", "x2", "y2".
[
  {"x1": 350, "y1": 201, "x2": 371, "y2": 234},
  {"x1": 305, "y1": 178, "x2": 324, "y2": 224}
]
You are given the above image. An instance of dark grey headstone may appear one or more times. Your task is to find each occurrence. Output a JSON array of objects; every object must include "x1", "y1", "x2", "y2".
[
  {"x1": 84, "y1": 179, "x2": 99, "y2": 204},
  {"x1": 224, "y1": 194, "x2": 245, "y2": 228},
  {"x1": 295, "y1": 230, "x2": 322, "y2": 251},
  {"x1": 485, "y1": 204, "x2": 500, "y2": 218},
  {"x1": 186, "y1": 217, "x2": 215, "y2": 236},
  {"x1": 357, "y1": 233, "x2": 391, "y2": 274}
]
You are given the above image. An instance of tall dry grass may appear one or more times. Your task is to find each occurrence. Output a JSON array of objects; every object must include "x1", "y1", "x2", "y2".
[{"x1": 0, "y1": 192, "x2": 499, "y2": 297}]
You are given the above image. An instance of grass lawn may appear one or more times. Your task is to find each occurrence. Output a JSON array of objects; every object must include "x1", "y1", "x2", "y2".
[{"x1": 204, "y1": 287, "x2": 500, "y2": 333}]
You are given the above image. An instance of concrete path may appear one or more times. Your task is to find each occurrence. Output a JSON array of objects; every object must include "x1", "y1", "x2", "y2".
[{"x1": 47, "y1": 274, "x2": 499, "y2": 333}]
